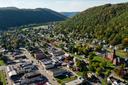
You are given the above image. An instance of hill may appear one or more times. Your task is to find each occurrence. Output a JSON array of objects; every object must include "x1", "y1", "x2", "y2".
[
  {"x1": 54, "y1": 3, "x2": 128, "y2": 46},
  {"x1": 0, "y1": 7, "x2": 67, "y2": 30},
  {"x1": 61, "y1": 12, "x2": 79, "y2": 17}
]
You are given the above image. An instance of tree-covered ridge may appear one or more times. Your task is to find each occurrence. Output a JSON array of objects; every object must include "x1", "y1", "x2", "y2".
[
  {"x1": 54, "y1": 3, "x2": 128, "y2": 46},
  {"x1": 0, "y1": 7, "x2": 67, "y2": 30}
]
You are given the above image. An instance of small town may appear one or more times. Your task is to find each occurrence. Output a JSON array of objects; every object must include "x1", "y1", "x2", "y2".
[
  {"x1": 0, "y1": 0, "x2": 128, "y2": 85},
  {"x1": 0, "y1": 24, "x2": 128, "y2": 85}
]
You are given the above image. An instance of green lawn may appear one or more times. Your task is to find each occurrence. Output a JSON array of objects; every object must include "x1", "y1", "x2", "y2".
[
  {"x1": 107, "y1": 49, "x2": 127, "y2": 58},
  {"x1": 116, "y1": 50, "x2": 127, "y2": 58},
  {"x1": 0, "y1": 71, "x2": 6, "y2": 85},
  {"x1": 56, "y1": 76, "x2": 77, "y2": 85},
  {"x1": 92, "y1": 56, "x2": 115, "y2": 68}
]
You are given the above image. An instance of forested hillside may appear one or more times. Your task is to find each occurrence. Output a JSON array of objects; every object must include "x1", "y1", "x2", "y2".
[
  {"x1": 0, "y1": 7, "x2": 67, "y2": 30},
  {"x1": 54, "y1": 3, "x2": 128, "y2": 46}
]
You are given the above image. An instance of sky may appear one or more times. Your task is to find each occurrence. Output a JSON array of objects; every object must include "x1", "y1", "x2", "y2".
[{"x1": 0, "y1": 0, "x2": 127, "y2": 12}]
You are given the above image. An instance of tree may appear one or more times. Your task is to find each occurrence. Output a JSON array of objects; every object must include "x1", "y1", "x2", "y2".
[
  {"x1": 76, "y1": 60, "x2": 87, "y2": 71},
  {"x1": 104, "y1": 70, "x2": 111, "y2": 77},
  {"x1": 76, "y1": 60, "x2": 82, "y2": 67},
  {"x1": 95, "y1": 45, "x2": 102, "y2": 52},
  {"x1": 96, "y1": 68, "x2": 101, "y2": 76},
  {"x1": 89, "y1": 52, "x2": 96, "y2": 60},
  {"x1": 122, "y1": 37, "x2": 128, "y2": 47},
  {"x1": 101, "y1": 78, "x2": 108, "y2": 85}
]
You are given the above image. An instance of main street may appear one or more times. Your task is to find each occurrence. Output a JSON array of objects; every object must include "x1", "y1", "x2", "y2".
[{"x1": 23, "y1": 48, "x2": 59, "y2": 85}]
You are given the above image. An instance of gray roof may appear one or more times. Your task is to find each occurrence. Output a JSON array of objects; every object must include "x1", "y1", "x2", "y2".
[
  {"x1": 49, "y1": 68, "x2": 68, "y2": 77},
  {"x1": 41, "y1": 59, "x2": 53, "y2": 65}
]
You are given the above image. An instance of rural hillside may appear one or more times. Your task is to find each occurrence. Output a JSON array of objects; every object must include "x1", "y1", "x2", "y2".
[
  {"x1": 55, "y1": 3, "x2": 128, "y2": 46},
  {"x1": 0, "y1": 7, "x2": 67, "y2": 30}
]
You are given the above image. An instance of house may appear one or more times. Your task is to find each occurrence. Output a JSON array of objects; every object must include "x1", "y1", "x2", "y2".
[
  {"x1": 125, "y1": 58, "x2": 128, "y2": 66},
  {"x1": 109, "y1": 45, "x2": 114, "y2": 49},
  {"x1": 53, "y1": 50, "x2": 65, "y2": 57},
  {"x1": 14, "y1": 55, "x2": 27, "y2": 60},
  {"x1": 7, "y1": 60, "x2": 47, "y2": 85},
  {"x1": 8, "y1": 70, "x2": 17, "y2": 78},
  {"x1": 124, "y1": 47, "x2": 128, "y2": 52},
  {"x1": 20, "y1": 71, "x2": 48, "y2": 85},
  {"x1": 66, "y1": 61, "x2": 74, "y2": 68},
  {"x1": 40, "y1": 59, "x2": 55, "y2": 70},
  {"x1": 49, "y1": 47, "x2": 65, "y2": 57},
  {"x1": 20, "y1": 76, "x2": 48, "y2": 85},
  {"x1": 34, "y1": 51, "x2": 47, "y2": 60},
  {"x1": 23, "y1": 71, "x2": 41, "y2": 79},
  {"x1": 47, "y1": 68, "x2": 71, "y2": 77},
  {"x1": 107, "y1": 76, "x2": 126, "y2": 85},
  {"x1": 64, "y1": 53, "x2": 70, "y2": 57},
  {"x1": 51, "y1": 55, "x2": 64, "y2": 65},
  {"x1": 7, "y1": 65, "x2": 15, "y2": 73}
]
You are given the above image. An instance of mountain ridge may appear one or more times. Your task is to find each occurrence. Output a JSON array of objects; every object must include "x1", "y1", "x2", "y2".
[{"x1": 0, "y1": 7, "x2": 67, "y2": 30}]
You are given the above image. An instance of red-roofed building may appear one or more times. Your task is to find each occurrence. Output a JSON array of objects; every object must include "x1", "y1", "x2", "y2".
[{"x1": 105, "y1": 50, "x2": 123, "y2": 65}]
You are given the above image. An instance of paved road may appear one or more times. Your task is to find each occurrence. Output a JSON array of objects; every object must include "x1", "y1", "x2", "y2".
[
  {"x1": 0, "y1": 65, "x2": 6, "y2": 70},
  {"x1": 6, "y1": 68, "x2": 13, "y2": 85},
  {"x1": 23, "y1": 49, "x2": 59, "y2": 85},
  {"x1": 0, "y1": 65, "x2": 13, "y2": 85}
]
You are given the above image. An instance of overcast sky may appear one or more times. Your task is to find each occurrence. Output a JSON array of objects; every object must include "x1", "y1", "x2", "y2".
[{"x1": 0, "y1": 0, "x2": 127, "y2": 12}]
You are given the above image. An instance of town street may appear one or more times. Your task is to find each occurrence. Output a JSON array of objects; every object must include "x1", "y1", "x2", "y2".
[{"x1": 23, "y1": 48, "x2": 59, "y2": 85}]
